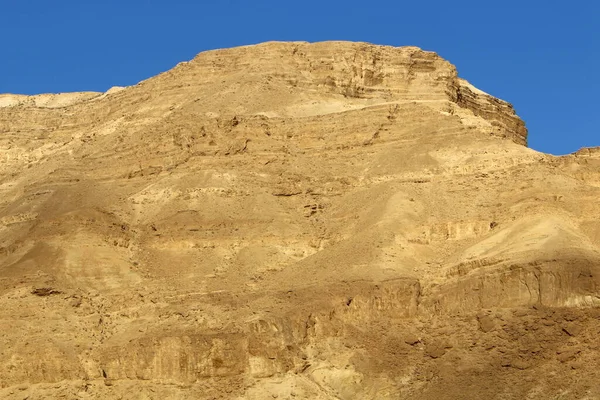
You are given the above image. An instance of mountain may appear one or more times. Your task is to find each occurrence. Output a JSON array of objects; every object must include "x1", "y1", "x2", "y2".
[{"x1": 1, "y1": 41, "x2": 599, "y2": 400}]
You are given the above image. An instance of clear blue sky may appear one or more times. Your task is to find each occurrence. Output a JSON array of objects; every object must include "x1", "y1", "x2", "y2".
[{"x1": 1, "y1": 0, "x2": 597, "y2": 155}]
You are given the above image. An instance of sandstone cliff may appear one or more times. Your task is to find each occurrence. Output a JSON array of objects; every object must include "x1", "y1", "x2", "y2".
[{"x1": 0, "y1": 42, "x2": 598, "y2": 400}]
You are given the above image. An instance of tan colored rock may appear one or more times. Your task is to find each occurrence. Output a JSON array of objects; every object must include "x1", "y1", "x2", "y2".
[
  {"x1": 477, "y1": 312, "x2": 496, "y2": 333},
  {"x1": 1, "y1": 41, "x2": 599, "y2": 399}
]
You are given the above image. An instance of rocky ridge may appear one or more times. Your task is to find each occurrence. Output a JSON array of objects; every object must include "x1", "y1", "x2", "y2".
[{"x1": 0, "y1": 41, "x2": 599, "y2": 399}]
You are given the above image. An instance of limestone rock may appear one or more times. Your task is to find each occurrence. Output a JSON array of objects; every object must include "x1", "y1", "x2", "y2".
[{"x1": 1, "y1": 41, "x2": 599, "y2": 399}]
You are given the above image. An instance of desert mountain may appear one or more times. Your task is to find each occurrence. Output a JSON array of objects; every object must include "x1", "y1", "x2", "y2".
[{"x1": 1, "y1": 41, "x2": 599, "y2": 399}]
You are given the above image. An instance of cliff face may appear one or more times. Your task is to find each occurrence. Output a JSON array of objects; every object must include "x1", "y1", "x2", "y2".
[
  {"x1": 185, "y1": 41, "x2": 528, "y2": 144},
  {"x1": 0, "y1": 42, "x2": 599, "y2": 400},
  {"x1": 454, "y1": 78, "x2": 528, "y2": 145}
]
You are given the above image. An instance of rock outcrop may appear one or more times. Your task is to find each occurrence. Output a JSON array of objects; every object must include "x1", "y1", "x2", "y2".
[{"x1": 0, "y1": 42, "x2": 598, "y2": 399}]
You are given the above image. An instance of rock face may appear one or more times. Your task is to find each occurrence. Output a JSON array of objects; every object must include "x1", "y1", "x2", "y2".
[{"x1": 0, "y1": 41, "x2": 599, "y2": 399}]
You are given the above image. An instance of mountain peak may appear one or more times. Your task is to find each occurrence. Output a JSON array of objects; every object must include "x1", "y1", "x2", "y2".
[{"x1": 147, "y1": 41, "x2": 527, "y2": 145}]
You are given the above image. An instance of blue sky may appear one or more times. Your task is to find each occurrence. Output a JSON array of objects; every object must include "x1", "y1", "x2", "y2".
[{"x1": 1, "y1": 0, "x2": 597, "y2": 155}]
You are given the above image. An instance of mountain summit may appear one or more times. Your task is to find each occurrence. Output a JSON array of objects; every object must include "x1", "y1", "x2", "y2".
[{"x1": 1, "y1": 41, "x2": 599, "y2": 399}]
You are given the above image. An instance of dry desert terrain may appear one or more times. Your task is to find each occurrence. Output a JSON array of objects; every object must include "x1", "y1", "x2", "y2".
[{"x1": 1, "y1": 41, "x2": 599, "y2": 399}]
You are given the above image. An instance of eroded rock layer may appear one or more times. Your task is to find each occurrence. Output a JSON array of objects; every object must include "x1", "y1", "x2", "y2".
[{"x1": 0, "y1": 42, "x2": 598, "y2": 399}]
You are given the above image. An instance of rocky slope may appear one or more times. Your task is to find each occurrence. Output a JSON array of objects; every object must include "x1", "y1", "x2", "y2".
[{"x1": 0, "y1": 41, "x2": 598, "y2": 399}]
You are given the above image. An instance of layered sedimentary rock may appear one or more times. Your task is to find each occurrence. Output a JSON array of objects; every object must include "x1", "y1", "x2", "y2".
[{"x1": 0, "y1": 42, "x2": 598, "y2": 399}]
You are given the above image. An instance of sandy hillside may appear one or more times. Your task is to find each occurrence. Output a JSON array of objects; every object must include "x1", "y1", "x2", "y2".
[{"x1": 0, "y1": 41, "x2": 599, "y2": 400}]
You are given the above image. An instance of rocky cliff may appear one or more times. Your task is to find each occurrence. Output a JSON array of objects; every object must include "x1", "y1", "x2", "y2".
[{"x1": 0, "y1": 42, "x2": 598, "y2": 400}]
